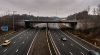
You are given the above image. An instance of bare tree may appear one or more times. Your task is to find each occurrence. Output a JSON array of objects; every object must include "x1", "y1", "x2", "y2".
[{"x1": 97, "y1": 4, "x2": 100, "y2": 15}]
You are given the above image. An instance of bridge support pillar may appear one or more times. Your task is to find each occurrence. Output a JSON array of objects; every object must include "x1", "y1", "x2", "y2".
[{"x1": 69, "y1": 22, "x2": 77, "y2": 30}]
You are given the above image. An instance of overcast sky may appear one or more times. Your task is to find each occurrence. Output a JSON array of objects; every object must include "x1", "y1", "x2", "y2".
[{"x1": 0, "y1": 0, "x2": 100, "y2": 17}]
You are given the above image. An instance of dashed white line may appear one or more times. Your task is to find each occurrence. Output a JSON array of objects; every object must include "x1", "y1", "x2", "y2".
[
  {"x1": 60, "y1": 30, "x2": 89, "y2": 51},
  {"x1": 3, "y1": 49, "x2": 7, "y2": 52},
  {"x1": 62, "y1": 43, "x2": 64, "y2": 46},
  {"x1": 69, "y1": 52, "x2": 73, "y2": 55},
  {"x1": 71, "y1": 44, "x2": 73, "y2": 46},
  {"x1": 14, "y1": 42, "x2": 16, "y2": 44},
  {"x1": 81, "y1": 52, "x2": 84, "y2": 55},
  {"x1": 9, "y1": 29, "x2": 29, "y2": 40},
  {"x1": 22, "y1": 42, "x2": 25, "y2": 44},
  {"x1": 27, "y1": 30, "x2": 39, "y2": 55}
]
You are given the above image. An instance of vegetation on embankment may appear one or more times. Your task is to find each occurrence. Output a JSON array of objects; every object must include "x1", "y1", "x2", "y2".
[{"x1": 61, "y1": 10, "x2": 100, "y2": 47}]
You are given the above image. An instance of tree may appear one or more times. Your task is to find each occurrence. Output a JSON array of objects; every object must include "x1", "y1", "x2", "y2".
[{"x1": 97, "y1": 4, "x2": 100, "y2": 15}]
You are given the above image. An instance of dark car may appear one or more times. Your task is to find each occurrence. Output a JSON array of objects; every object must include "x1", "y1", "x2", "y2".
[{"x1": 88, "y1": 50, "x2": 100, "y2": 55}]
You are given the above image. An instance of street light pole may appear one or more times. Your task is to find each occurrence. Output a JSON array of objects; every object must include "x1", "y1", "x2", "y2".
[{"x1": 13, "y1": 11, "x2": 16, "y2": 31}]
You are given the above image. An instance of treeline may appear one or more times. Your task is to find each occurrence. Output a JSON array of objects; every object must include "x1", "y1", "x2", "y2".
[
  {"x1": 0, "y1": 14, "x2": 35, "y2": 30},
  {"x1": 67, "y1": 11, "x2": 100, "y2": 30},
  {"x1": 0, "y1": 14, "x2": 57, "y2": 31}
]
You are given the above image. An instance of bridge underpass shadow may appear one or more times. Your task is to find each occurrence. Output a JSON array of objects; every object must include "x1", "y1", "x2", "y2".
[{"x1": 24, "y1": 20, "x2": 77, "y2": 30}]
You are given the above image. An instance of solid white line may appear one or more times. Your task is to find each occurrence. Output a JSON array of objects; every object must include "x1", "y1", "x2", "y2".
[
  {"x1": 81, "y1": 52, "x2": 84, "y2": 55},
  {"x1": 46, "y1": 32, "x2": 52, "y2": 55},
  {"x1": 60, "y1": 30, "x2": 89, "y2": 51},
  {"x1": 67, "y1": 31, "x2": 100, "y2": 49},
  {"x1": 49, "y1": 31, "x2": 61, "y2": 55},
  {"x1": 27, "y1": 30, "x2": 39, "y2": 55},
  {"x1": 69, "y1": 52, "x2": 73, "y2": 55},
  {"x1": 9, "y1": 29, "x2": 29, "y2": 40}
]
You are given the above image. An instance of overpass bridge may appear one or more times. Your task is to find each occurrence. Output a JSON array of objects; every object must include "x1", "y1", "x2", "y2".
[{"x1": 24, "y1": 20, "x2": 77, "y2": 29}]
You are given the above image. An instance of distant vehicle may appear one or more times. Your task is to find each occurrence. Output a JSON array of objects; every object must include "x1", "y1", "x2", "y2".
[
  {"x1": 1, "y1": 40, "x2": 11, "y2": 46},
  {"x1": 88, "y1": 50, "x2": 100, "y2": 55},
  {"x1": 61, "y1": 37, "x2": 67, "y2": 41}
]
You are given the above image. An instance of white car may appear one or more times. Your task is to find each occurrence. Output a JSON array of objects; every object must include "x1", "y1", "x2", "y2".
[
  {"x1": 2, "y1": 40, "x2": 11, "y2": 46},
  {"x1": 88, "y1": 50, "x2": 100, "y2": 55},
  {"x1": 61, "y1": 37, "x2": 67, "y2": 41}
]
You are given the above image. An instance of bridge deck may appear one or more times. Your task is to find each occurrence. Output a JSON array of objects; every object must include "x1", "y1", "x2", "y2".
[{"x1": 24, "y1": 20, "x2": 77, "y2": 23}]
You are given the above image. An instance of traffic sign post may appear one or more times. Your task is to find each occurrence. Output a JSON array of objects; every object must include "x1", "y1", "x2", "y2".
[{"x1": 1, "y1": 25, "x2": 9, "y2": 32}]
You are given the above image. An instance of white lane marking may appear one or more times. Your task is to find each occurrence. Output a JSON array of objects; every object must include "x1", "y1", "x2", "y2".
[
  {"x1": 22, "y1": 42, "x2": 25, "y2": 44},
  {"x1": 60, "y1": 30, "x2": 89, "y2": 51},
  {"x1": 9, "y1": 29, "x2": 29, "y2": 40},
  {"x1": 14, "y1": 42, "x2": 16, "y2": 44},
  {"x1": 46, "y1": 32, "x2": 52, "y2": 55},
  {"x1": 62, "y1": 43, "x2": 64, "y2": 46},
  {"x1": 27, "y1": 37, "x2": 28, "y2": 39},
  {"x1": 71, "y1": 44, "x2": 73, "y2": 46},
  {"x1": 3, "y1": 49, "x2": 7, "y2": 52},
  {"x1": 49, "y1": 31, "x2": 61, "y2": 55},
  {"x1": 27, "y1": 30, "x2": 39, "y2": 55},
  {"x1": 67, "y1": 31, "x2": 100, "y2": 49},
  {"x1": 69, "y1": 52, "x2": 73, "y2": 55},
  {"x1": 16, "y1": 49, "x2": 18, "y2": 52},
  {"x1": 81, "y1": 52, "x2": 84, "y2": 55}
]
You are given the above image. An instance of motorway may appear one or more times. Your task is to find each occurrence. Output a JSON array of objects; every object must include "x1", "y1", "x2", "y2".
[
  {"x1": 49, "y1": 29, "x2": 100, "y2": 55},
  {"x1": 0, "y1": 29, "x2": 40, "y2": 55},
  {"x1": 0, "y1": 28, "x2": 100, "y2": 55}
]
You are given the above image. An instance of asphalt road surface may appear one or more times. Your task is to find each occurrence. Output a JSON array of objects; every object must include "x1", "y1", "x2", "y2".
[
  {"x1": 0, "y1": 29, "x2": 39, "y2": 55},
  {"x1": 28, "y1": 29, "x2": 51, "y2": 55},
  {"x1": 0, "y1": 28, "x2": 100, "y2": 55},
  {"x1": 49, "y1": 29, "x2": 100, "y2": 55}
]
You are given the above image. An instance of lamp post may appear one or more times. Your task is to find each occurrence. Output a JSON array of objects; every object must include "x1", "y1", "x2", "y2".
[{"x1": 13, "y1": 11, "x2": 17, "y2": 31}]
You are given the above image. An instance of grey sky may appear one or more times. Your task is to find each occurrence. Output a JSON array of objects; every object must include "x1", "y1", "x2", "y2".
[{"x1": 0, "y1": 0, "x2": 100, "y2": 17}]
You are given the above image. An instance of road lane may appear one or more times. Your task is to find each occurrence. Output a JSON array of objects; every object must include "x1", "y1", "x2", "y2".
[
  {"x1": 0, "y1": 29, "x2": 29, "y2": 54},
  {"x1": 63, "y1": 30, "x2": 100, "y2": 52},
  {"x1": 0, "y1": 29, "x2": 39, "y2": 55},
  {"x1": 28, "y1": 30, "x2": 51, "y2": 55},
  {"x1": 49, "y1": 29, "x2": 89, "y2": 55}
]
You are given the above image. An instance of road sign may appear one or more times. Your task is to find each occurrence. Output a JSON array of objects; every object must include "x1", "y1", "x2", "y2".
[{"x1": 1, "y1": 25, "x2": 9, "y2": 32}]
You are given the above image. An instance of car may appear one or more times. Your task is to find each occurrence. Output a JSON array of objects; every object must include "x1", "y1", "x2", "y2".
[
  {"x1": 61, "y1": 37, "x2": 67, "y2": 41},
  {"x1": 88, "y1": 50, "x2": 100, "y2": 55},
  {"x1": 1, "y1": 40, "x2": 11, "y2": 46}
]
